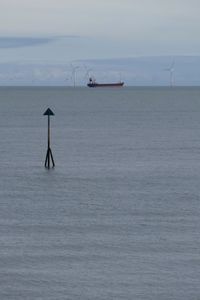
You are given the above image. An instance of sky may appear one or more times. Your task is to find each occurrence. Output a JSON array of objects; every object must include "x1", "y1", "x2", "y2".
[
  {"x1": 0, "y1": 0, "x2": 200, "y2": 85},
  {"x1": 0, "y1": 0, "x2": 200, "y2": 59}
]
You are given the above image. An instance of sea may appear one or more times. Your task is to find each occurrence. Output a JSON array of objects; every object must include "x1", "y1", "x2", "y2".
[{"x1": 0, "y1": 86, "x2": 200, "y2": 300}]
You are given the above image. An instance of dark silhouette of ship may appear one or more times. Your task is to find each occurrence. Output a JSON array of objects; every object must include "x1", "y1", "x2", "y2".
[{"x1": 87, "y1": 77, "x2": 124, "y2": 88}]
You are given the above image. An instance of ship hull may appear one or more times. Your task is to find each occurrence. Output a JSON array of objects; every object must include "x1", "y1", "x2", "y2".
[{"x1": 87, "y1": 82, "x2": 124, "y2": 88}]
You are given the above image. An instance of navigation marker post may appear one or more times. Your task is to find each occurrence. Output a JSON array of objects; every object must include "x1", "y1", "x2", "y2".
[{"x1": 43, "y1": 108, "x2": 55, "y2": 169}]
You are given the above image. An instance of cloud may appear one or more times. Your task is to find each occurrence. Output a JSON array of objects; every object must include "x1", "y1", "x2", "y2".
[
  {"x1": 0, "y1": 37, "x2": 53, "y2": 48},
  {"x1": 0, "y1": 36, "x2": 80, "y2": 49}
]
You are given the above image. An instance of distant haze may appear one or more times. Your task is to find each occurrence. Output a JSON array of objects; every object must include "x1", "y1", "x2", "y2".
[{"x1": 0, "y1": 56, "x2": 200, "y2": 86}]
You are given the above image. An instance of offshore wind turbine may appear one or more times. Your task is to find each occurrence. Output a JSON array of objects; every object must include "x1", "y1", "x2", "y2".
[
  {"x1": 83, "y1": 65, "x2": 93, "y2": 82},
  {"x1": 164, "y1": 61, "x2": 175, "y2": 87},
  {"x1": 70, "y1": 64, "x2": 80, "y2": 87}
]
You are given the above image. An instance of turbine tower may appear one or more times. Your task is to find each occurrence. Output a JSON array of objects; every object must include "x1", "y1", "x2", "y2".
[
  {"x1": 165, "y1": 61, "x2": 175, "y2": 87},
  {"x1": 83, "y1": 65, "x2": 93, "y2": 83},
  {"x1": 70, "y1": 64, "x2": 79, "y2": 87}
]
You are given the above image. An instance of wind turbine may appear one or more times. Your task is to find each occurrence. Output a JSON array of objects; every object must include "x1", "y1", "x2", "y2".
[
  {"x1": 70, "y1": 64, "x2": 80, "y2": 87},
  {"x1": 83, "y1": 65, "x2": 93, "y2": 83},
  {"x1": 164, "y1": 61, "x2": 175, "y2": 87}
]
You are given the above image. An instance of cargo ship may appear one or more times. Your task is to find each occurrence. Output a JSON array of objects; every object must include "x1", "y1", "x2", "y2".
[{"x1": 87, "y1": 77, "x2": 124, "y2": 88}]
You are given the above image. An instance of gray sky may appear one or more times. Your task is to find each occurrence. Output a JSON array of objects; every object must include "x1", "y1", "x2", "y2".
[{"x1": 0, "y1": 0, "x2": 200, "y2": 61}]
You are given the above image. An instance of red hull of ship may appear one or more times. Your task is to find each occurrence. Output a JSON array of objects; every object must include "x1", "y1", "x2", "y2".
[{"x1": 87, "y1": 82, "x2": 124, "y2": 88}]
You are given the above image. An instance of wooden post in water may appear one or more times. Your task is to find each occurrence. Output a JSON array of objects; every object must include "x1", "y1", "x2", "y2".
[{"x1": 43, "y1": 108, "x2": 55, "y2": 168}]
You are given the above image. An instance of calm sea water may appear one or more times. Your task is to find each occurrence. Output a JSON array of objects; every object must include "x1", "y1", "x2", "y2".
[{"x1": 0, "y1": 86, "x2": 200, "y2": 300}]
